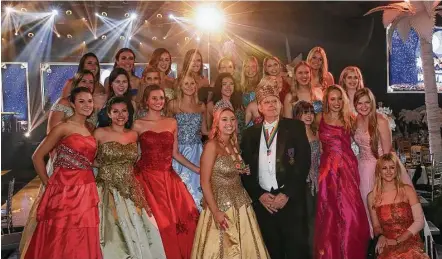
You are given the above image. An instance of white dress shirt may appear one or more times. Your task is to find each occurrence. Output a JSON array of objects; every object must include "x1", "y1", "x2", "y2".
[{"x1": 258, "y1": 120, "x2": 279, "y2": 192}]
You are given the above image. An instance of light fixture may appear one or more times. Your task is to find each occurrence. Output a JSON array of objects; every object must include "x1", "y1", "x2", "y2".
[
  {"x1": 156, "y1": 13, "x2": 162, "y2": 18},
  {"x1": 124, "y1": 13, "x2": 130, "y2": 18},
  {"x1": 66, "y1": 10, "x2": 72, "y2": 15},
  {"x1": 95, "y1": 12, "x2": 99, "y2": 16},
  {"x1": 152, "y1": 36, "x2": 157, "y2": 40},
  {"x1": 139, "y1": 42, "x2": 142, "y2": 45},
  {"x1": 14, "y1": 31, "x2": 18, "y2": 36},
  {"x1": 67, "y1": 34, "x2": 72, "y2": 39},
  {"x1": 101, "y1": 12, "x2": 107, "y2": 17},
  {"x1": 169, "y1": 14, "x2": 175, "y2": 19},
  {"x1": 52, "y1": 9, "x2": 58, "y2": 16},
  {"x1": 119, "y1": 36, "x2": 126, "y2": 40},
  {"x1": 101, "y1": 35, "x2": 106, "y2": 40},
  {"x1": 21, "y1": 8, "x2": 27, "y2": 12},
  {"x1": 196, "y1": 36, "x2": 201, "y2": 41},
  {"x1": 82, "y1": 17, "x2": 87, "y2": 21},
  {"x1": 163, "y1": 36, "x2": 167, "y2": 40},
  {"x1": 27, "y1": 32, "x2": 34, "y2": 38},
  {"x1": 94, "y1": 36, "x2": 97, "y2": 39},
  {"x1": 56, "y1": 33, "x2": 61, "y2": 38},
  {"x1": 24, "y1": 132, "x2": 31, "y2": 138},
  {"x1": 195, "y1": 6, "x2": 225, "y2": 32},
  {"x1": 5, "y1": 7, "x2": 13, "y2": 13},
  {"x1": 83, "y1": 41, "x2": 86, "y2": 44},
  {"x1": 130, "y1": 13, "x2": 137, "y2": 19}
]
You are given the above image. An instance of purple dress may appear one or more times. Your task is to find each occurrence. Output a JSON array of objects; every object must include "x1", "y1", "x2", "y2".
[{"x1": 314, "y1": 119, "x2": 370, "y2": 259}]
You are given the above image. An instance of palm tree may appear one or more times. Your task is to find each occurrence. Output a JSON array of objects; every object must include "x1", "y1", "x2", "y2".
[{"x1": 366, "y1": 1, "x2": 442, "y2": 162}]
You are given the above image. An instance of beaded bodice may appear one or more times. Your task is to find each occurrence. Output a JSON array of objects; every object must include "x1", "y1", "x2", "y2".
[
  {"x1": 137, "y1": 131, "x2": 174, "y2": 171},
  {"x1": 96, "y1": 142, "x2": 148, "y2": 209},
  {"x1": 211, "y1": 155, "x2": 251, "y2": 212},
  {"x1": 354, "y1": 128, "x2": 383, "y2": 161},
  {"x1": 308, "y1": 139, "x2": 320, "y2": 194},
  {"x1": 175, "y1": 113, "x2": 202, "y2": 145},
  {"x1": 53, "y1": 134, "x2": 96, "y2": 170}
]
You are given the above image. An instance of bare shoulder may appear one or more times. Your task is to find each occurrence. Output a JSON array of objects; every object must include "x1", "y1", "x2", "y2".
[
  {"x1": 57, "y1": 97, "x2": 70, "y2": 106},
  {"x1": 404, "y1": 184, "x2": 416, "y2": 196},
  {"x1": 199, "y1": 102, "x2": 206, "y2": 112},
  {"x1": 284, "y1": 92, "x2": 293, "y2": 103},
  {"x1": 204, "y1": 139, "x2": 218, "y2": 152}
]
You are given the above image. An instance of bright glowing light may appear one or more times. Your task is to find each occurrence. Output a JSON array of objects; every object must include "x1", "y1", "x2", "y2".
[
  {"x1": 129, "y1": 36, "x2": 132, "y2": 40},
  {"x1": 82, "y1": 17, "x2": 86, "y2": 21},
  {"x1": 196, "y1": 36, "x2": 201, "y2": 41},
  {"x1": 101, "y1": 12, "x2": 108, "y2": 17},
  {"x1": 24, "y1": 132, "x2": 31, "y2": 138},
  {"x1": 139, "y1": 42, "x2": 142, "y2": 45},
  {"x1": 27, "y1": 32, "x2": 34, "y2": 38},
  {"x1": 152, "y1": 36, "x2": 157, "y2": 40},
  {"x1": 66, "y1": 10, "x2": 72, "y2": 15},
  {"x1": 156, "y1": 13, "x2": 162, "y2": 18},
  {"x1": 52, "y1": 9, "x2": 58, "y2": 16},
  {"x1": 56, "y1": 34, "x2": 61, "y2": 38},
  {"x1": 101, "y1": 35, "x2": 106, "y2": 40},
  {"x1": 95, "y1": 12, "x2": 99, "y2": 16},
  {"x1": 163, "y1": 36, "x2": 167, "y2": 40},
  {"x1": 195, "y1": 6, "x2": 225, "y2": 31},
  {"x1": 130, "y1": 13, "x2": 137, "y2": 19},
  {"x1": 169, "y1": 14, "x2": 175, "y2": 19},
  {"x1": 67, "y1": 34, "x2": 72, "y2": 39},
  {"x1": 14, "y1": 31, "x2": 18, "y2": 36},
  {"x1": 83, "y1": 41, "x2": 86, "y2": 44},
  {"x1": 5, "y1": 7, "x2": 13, "y2": 13}
]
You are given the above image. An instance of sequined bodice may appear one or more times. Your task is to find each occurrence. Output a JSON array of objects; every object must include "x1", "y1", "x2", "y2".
[
  {"x1": 308, "y1": 139, "x2": 320, "y2": 193},
  {"x1": 242, "y1": 91, "x2": 256, "y2": 107},
  {"x1": 211, "y1": 155, "x2": 251, "y2": 212},
  {"x1": 175, "y1": 113, "x2": 202, "y2": 145},
  {"x1": 376, "y1": 202, "x2": 415, "y2": 240},
  {"x1": 319, "y1": 119, "x2": 353, "y2": 155},
  {"x1": 53, "y1": 134, "x2": 96, "y2": 170},
  {"x1": 96, "y1": 142, "x2": 148, "y2": 209},
  {"x1": 354, "y1": 128, "x2": 383, "y2": 161},
  {"x1": 137, "y1": 131, "x2": 174, "y2": 171}
]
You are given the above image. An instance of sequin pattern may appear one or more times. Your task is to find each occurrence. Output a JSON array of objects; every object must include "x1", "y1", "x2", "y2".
[
  {"x1": 307, "y1": 139, "x2": 320, "y2": 195},
  {"x1": 53, "y1": 143, "x2": 93, "y2": 170},
  {"x1": 211, "y1": 155, "x2": 252, "y2": 212},
  {"x1": 96, "y1": 142, "x2": 149, "y2": 210},
  {"x1": 175, "y1": 113, "x2": 202, "y2": 145}
]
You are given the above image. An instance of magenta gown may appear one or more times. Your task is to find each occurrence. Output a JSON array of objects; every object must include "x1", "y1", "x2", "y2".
[{"x1": 314, "y1": 119, "x2": 370, "y2": 259}]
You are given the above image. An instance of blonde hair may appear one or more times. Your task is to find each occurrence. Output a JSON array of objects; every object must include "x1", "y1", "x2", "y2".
[
  {"x1": 372, "y1": 153, "x2": 406, "y2": 207},
  {"x1": 289, "y1": 61, "x2": 314, "y2": 104},
  {"x1": 174, "y1": 73, "x2": 200, "y2": 110},
  {"x1": 322, "y1": 85, "x2": 354, "y2": 132},
  {"x1": 338, "y1": 66, "x2": 365, "y2": 93},
  {"x1": 306, "y1": 47, "x2": 330, "y2": 89},
  {"x1": 262, "y1": 56, "x2": 282, "y2": 76},
  {"x1": 354, "y1": 88, "x2": 379, "y2": 158},
  {"x1": 209, "y1": 108, "x2": 238, "y2": 145},
  {"x1": 240, "y1": 56, "x2": 260, "y2": 93}
]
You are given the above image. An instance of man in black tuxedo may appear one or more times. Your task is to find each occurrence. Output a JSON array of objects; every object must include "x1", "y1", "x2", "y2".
[{"x1": 241, "y1": 81, "x2": 311, "y2": 259}]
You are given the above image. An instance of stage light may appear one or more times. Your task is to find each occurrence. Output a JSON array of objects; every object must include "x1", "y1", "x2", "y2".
[
  {"x1": 124, "y1": 13, "x2": 130, "y2": 18},
  {"x1": 145, "y1": 20, "x2": 148, "y2": 24},
  {"x1": 152, "y1": 36, "x2": 157, "y2": 40},
  {"x1": 24, "y1": 132, "x2": 31, "y2": 138},
  {"x1": 27, "y1": 32, "x2": 34, "y2": 38},
  {"x1": 129, "y1": 36, "x2": 132, "y2": 40},
  {"x1": 101, "y1": 35, "x2": 106, "y2": 40},
  {"x1": 94, "y1": 36, "x2": 97, "y2": 39},
  {"x1": 82, "y1": 17, "x2": 86, "y2": 21},
  {"x1": 130, "y1": 13, "x2": 137, "y2": 19},
  {"x1": 67, "y1": 34, "x2": 72, "y2": 39},
  {"x1": 169, "y1": 14, "x2": 175, "y2": 19},
  {"x1": 14, "y1": 31, "x2": 18, "y2": 36},
  {"x1": 196, "y1": 36, "x2": 201, "y2": 41},
  {"x1": 157, "y1": 13, "x2": 162, "y2": 18},
  {"x1": 52, "y1": 10, "x2": 58, "y2": 16},
  {"x1": 2, "y1": 38, "x2": 5, "y2": 41},
  {"x1": 195, "y1": 6, "x2": 225, "y2": 32},
  {"x1": 101, "y1": 12, "x2": 107, "y2": 17},
  {"x1": 66, "y1": 10, "x2": 72, "y2": 15},
  {"x1": 56, "y1": 34, "x2": 61, "y2": 38},
  {"x1": 120, "y1": 36, "x2": 126, "y2": 40},
  {"x1": 21, "y1": 8, "x2": 27, "y2": 12},
  {"x1": 83, "y1": 41, "x2": 86, "y2": 44},
  {"x1": 5, "y1": 7, "x2": 13, "y2": 13},
  {"x1": 139, "y1": 42, "x2": 142, "y2": 45},
  {"x1": 95, "y1": 12, "x2": 99, "y2": 16},
  {"x1": 163, "y1": 36, "x2": 167, "y2": 40}
]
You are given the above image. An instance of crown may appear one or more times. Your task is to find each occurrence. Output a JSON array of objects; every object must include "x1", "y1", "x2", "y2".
[
  {"x1": 255, "y1": 78, "x2": 279, "y2": 103},
  {"x1": 213, "y1": 99, "x2": 234, "y2": 115}
]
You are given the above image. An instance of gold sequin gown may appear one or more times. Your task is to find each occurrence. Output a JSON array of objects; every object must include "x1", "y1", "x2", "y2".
[
  {"x1": 96, "y1": 142, "x2": 166, "y2": 259},
  {"x1": 191, "y1": 155, "x2": 270, "y2": 259}
]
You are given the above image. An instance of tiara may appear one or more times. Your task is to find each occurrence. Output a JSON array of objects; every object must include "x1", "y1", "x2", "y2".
[{"x1": 213, "y1": 99, "x2": 234, "y2": 115}]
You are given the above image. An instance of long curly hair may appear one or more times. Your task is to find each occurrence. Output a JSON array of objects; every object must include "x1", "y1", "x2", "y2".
[
  {"x1": 307, "y1": 46, "x2": 330, "y2": 89},
  {"x1": 289, "y1": 61, "x2": 315, "y2": 104},
  {"x1": 354, "y1": 88, "x2": 380, "y2": 158},
  {"x1": 322, "y1": 85, "x2": 354, "y2": 132},
  {"x1": 372, "y1": 153, "x2": 406, "y2": 208},
  {"x1": 149, "y1": 48, "x2": 172, "y2": 75}
]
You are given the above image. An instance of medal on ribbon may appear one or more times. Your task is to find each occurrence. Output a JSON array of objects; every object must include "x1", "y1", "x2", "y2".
[{"x1": 263, "y1": 122, "x2": 278, "y2": 156}]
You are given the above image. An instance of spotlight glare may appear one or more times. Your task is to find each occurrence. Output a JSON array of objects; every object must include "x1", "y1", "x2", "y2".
[
  {"x1": 52, "y1": 9, "x2": 58, "y2": 16},
  {"x1": 129, "y1": 36, "x2": 132, "y2": 40},
  {"x1": 196, "y1": 36, "x2": 201, "y2": 41},
  {"x1": 169, "y1": 14, "x2": 175, "y2": 19},
  {"x1": 27, "y1": 32, "x2": 34, "y2": 38},
  {"x1": 163, "y1": 36, "x2": 167, "y2": 40},
  {"x1": 83, "y1": 41, "x2": 86, "y2": 44},
  {"x1": 130, "y1": 13, "x2": 137, "y2": 19},
  {"x1": 156, "y1": 13, "x2": 162, "y2": 18},
  {"x1": 82, "y1": 17, "x2": 86, "y2": 21},
  {"x1": 95, "y1": 12, "x2": 99, "y2": 16},
  {"x1": 94, "y1": 36, "x2": 97, "y2": 39},
  {"x1": 14, "y1": 31, "x2": 18, "y2": 36},
  {"x1": 66, "y1": 10, "x2": 72, "y2": 15},
  {"x1": 101, "y1": 12, "x2": 107, "y2": 17},
  {"x1": 67, "y1": 34, "x2": 72, "y2": 39},
  {"x1": 56, "y1": 34, "x2": 61, "y2": 38},
  {"x1": 24, "y1": 132, "x2": 31, "y2": 138},
  {"x1": 5, "y1": 7, "x2": 13, "y2": 13},
  {"x1": 195, "y1": 6, "x2": 225, "y2": 31},
  {"x1": 139, "y1": 42, "x2": 142, "y2": 45}
]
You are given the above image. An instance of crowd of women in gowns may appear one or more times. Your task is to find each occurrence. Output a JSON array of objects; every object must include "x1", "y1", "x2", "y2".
[{"x1": 19, "y1": 45, "x2": 428, "y2": 259}]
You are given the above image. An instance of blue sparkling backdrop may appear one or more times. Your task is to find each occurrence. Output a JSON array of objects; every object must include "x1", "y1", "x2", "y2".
[
  {"x1": 388, "y1": 27, "x2": 442, "y2": 93},
  {"x1": 1, "y1": 63, "x2": 29, "y2": 121}
]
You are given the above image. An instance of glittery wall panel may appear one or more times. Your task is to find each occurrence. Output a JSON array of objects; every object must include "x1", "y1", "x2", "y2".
[
  {"x1": 388, "y1": 27, "x2": 442, "y2": 93},
  {"x1": 1, "y1": 63, "x2": 29, "y2": 121},
  {"x1": 41, "y1": 64, "x2": 77, "y2": 105}
]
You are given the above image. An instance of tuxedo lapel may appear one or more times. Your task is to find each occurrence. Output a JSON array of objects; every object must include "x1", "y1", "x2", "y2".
[{"x1": 276, "y1": 120, "x2": 288, "y2": 182}]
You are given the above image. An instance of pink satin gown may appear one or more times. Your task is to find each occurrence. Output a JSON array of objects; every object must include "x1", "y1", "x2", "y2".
[
  {"x1": 25, "y1": 134, "x2": 101, "y2": 259},
  {"x1": 314, "y1": 119, "x2": 370, "y2": 259}
]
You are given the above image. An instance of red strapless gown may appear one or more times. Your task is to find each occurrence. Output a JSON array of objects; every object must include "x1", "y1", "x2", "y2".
[
  {"x1": 25, "y1": 134, "x2": 101, "y2": 259},
  {"x1": 376, "y1": 202, "x2": 429, "y2": 259},
  {"x1": 314, "y1": 119, "x2": 370, "y2": 259},
  {"x1": 136, "y1": 131, "x2": 199, "y2": 259}
]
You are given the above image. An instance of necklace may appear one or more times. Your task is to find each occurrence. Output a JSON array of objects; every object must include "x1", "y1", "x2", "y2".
[{"x1": 218, "y1": 138, "x2": 250, "y2": 175}]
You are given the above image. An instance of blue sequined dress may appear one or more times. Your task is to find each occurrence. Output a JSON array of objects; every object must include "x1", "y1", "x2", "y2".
[
  {"x1": 242, "y1": 91, "x2": 256, "y2": 107},
  {"x1": 172, "y1": 113, "x2": 203, "y2": 211}
]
